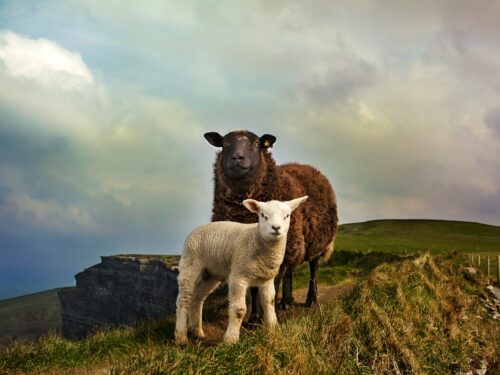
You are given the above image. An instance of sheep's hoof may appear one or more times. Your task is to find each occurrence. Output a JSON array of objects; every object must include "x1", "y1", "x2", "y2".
[
  {"x1": 305, "y1": 298, "x2": 317, "y2": 308},
  {"x1": 244, "y1": 313, "x2": 263, "y2": 329},
  {"x1": 278, "y1": 299, "x2": 294, "y2": 311}
]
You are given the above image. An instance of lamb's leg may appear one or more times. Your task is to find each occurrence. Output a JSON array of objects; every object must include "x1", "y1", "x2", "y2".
[
  {"x1": 279, "y1": 270, "x2": 294, "y2": 310},
  {"x1": 175, "y1": 264, "x2": 199, "y2": 344},
  {"x1": 224, "y1": 279, "x2": 248, "y2": 344},
  {"x1": 189, "y1": 275, "x2": 220, "y2": 339},
  {"x1": 259, "y1": 280, "x2": 277, "y2": 328},
  {"x1": 305, "y1": 257, "x2": 319, "y2": 307},
  {"x1": 246, "y1": 287, "x2": 263, "y2": 327}
]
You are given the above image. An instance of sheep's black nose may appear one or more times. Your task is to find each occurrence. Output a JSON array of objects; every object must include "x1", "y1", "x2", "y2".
[
  {"x1": 272, "y1": 225, "x2": 281, "y2": 232},
  {"x1": 232, "y1": 152, "x2": 245, "y2": 161}
]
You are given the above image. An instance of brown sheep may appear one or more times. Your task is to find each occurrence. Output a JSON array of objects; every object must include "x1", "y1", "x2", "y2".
[{"x1": 204, "y1": 130, "x2": 338, "y2": 324}]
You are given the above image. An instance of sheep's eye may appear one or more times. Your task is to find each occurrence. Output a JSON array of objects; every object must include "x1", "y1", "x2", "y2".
[
  {"x1": 261, "y1": 213, "x2": 268, "y2": 220},
  {"x1": 284, "y1": 214, "x2": 290, "y2": 220}
]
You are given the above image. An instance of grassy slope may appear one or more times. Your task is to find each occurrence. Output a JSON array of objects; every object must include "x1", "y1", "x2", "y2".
[
  {"x1": 1, "y1": 254, "x2": 498, "y2": 374},
  {"x1": 336, "y1": 219, "x2": 500, "y2": 253},
  {"x1": 0, "y1": 288, "x2": 62, "y2": 347},
  {"x1": 1, "y1": 219, "x2": 499, "y2": 372}
]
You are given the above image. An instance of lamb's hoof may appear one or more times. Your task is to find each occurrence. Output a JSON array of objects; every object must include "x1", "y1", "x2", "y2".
[
  {"x1": 175, "y1": 334, "x2": 189, "y2": 346},
  {"x1": 223, "y1": 334, "x2": 239, "y2": 344},
  {"x1": 244, "y1": 314, "x2": 263, "y2": 329},
  {"x1": 278, "y1": 299, "x2": 294, "y2": 311}
]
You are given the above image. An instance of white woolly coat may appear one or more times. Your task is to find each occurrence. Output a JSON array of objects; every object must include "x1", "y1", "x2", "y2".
[{"x1": 180, "y1": 221, "x2": 286, "y2": 285}]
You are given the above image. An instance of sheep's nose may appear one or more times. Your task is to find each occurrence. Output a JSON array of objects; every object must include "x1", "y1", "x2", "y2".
[
  {"x1": 232, "y1": 152, "x2": 245, "y2": 161},
  {"x1": 272, "y1": 225, "x2": 281, "y2": 232}
]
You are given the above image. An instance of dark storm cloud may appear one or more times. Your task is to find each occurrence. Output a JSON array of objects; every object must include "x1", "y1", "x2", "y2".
[{"x1": 304, "y1": 58, "x2": 377, "y2": 106}]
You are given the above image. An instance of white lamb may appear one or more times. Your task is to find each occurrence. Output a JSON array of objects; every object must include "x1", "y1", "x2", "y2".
[{"x1": 175, "y1": 196, "x2": 308, "y2": 344}]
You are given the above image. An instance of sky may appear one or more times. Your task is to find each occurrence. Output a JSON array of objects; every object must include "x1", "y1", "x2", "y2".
[{"x1": 0, "y1": 0, "x2": 499, "y2": 299}]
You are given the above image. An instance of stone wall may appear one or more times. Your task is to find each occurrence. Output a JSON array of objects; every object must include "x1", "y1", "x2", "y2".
[{"x1": 58, "y1": 255, "x2": 181, "y2": 339}]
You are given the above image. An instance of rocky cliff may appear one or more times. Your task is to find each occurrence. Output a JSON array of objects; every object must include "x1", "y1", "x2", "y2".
[{"x1": 59, "y1": 255, "x2": 182, "y2": 339}]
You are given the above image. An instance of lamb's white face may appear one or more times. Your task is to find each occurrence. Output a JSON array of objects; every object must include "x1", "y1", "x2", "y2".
[{"x1": 243, "y1": 196, "x2": 308, "y2": 241}]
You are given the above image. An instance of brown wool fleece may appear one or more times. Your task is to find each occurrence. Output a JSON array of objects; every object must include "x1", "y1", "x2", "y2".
[{"x1": 210, "y1": 144, "x2": 338, "y2": 276}]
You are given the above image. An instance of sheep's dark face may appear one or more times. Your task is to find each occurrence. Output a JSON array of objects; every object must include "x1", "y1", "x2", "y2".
[{"x1": 204, "y1": 130, "x2": 276, "y2": 179}]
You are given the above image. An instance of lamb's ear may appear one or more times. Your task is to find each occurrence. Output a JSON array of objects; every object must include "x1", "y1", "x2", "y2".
[
  {"x1": 243, "y1": 199, "x2": 260, "y2": 214},
  {"x1": 260, "y1": 134, "x2": 276, "y2": 149},
  {"x1": 287, "y1": 196, "x2": 308, "y2": 211},
  {"x1": 204, "y1": 132, "x2": 224, "y2": 147}
]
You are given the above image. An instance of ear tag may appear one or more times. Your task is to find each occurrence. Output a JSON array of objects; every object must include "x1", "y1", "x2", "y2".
[{"x1": 264, "y1": 140, "x2": 270, "y2": 148}]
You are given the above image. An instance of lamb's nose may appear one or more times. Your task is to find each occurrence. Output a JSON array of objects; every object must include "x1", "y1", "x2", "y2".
[{"x1": 272, "y1": 225, "x2": 281, "y2": 232}]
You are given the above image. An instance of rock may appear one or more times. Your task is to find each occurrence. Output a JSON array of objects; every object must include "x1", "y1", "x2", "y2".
[
  {"x1": 58, "y1": 254, "x2": 227, "y2": 339},
  {"x1": 462, "y1": 267, "x2": 478, "y2": 283},
  {"x1": 58, "y1": 255, "x2": 179, "y2": 339},
  {"x1": 486, "y1": 285, "x2": 500, "y2": 300},
  {"x1": 465, "y1": 267, "x2": 477, "y2": 274}
]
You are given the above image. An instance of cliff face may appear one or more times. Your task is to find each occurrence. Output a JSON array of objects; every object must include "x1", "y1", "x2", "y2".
[{"x1": 58, "y1": 255, "x2": 181, "y2": 339}]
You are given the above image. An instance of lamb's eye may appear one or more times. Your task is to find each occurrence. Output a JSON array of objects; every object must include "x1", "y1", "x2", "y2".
[
  {"x1": 284, "y1": 214, "x2": 290, "y2": 220},
  {"x1": 261, "y1": 213, "x2": 268, "y2": 220}
]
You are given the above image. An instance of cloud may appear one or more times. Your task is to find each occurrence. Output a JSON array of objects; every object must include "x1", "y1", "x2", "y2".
[
  {"x1": 1, "y1": 2, "x2": 500, "y2": 298},
  {"x1": 484, "y1": 108, "x2": 500, "y2": 138},
  {"x1": 0, "y1": 192, "x2": 97, "y2": 234},
  {"x1": 0, "y1": 29, "x2": 212, "y2": 252},
  {"x1": 0, "y1": 30, "x2": 94, "y2": 91}
]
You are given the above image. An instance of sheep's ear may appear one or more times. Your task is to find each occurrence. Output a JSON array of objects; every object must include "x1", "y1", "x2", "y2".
[
  {"x1": 260, "y1": 134, "x2": 276, "y2": 149},
  {"x1": 243, "y1": 199, "x2": 260, "y2": 214},
  {"x1": 287, "y1": 196, "x2": 308, "y2": 211},
  {"x1": 204, "y1": 132, "x2": 224, "y2": 147}
]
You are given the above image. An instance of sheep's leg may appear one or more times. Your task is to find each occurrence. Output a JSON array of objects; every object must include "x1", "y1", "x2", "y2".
[
  {"x1": 246, "y1": 287, "x2": 263, "y2": 327},
  {"x1": 273, "y1": 276, "x2": 281, "y2": 308},
  {"x1": 189, "y1": 276, "x2": 220, "y2": 339},
  {"x1": 224, "y1": 279, "x2": 248, "y2": 344},
  {"x1": 305, "y1": 257, "x2": 319, "y2": 307},
  {"x1": 279, "y1": 270, "x2": 294, "y2": 310},
  {"x1": 259, "y1": 280, "x2": 277, "y2": 328},
  {"x1": 175, "y1": 263, "x2": 199, "y2": 344}
]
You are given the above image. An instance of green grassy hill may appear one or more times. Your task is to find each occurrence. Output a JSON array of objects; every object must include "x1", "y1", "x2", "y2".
[
  {"x1": 0, "y1": 288, "x2": 62, "y2": 347},
  {"x1": 336, "y1": 219, "x2": 500, "y2": 253}
]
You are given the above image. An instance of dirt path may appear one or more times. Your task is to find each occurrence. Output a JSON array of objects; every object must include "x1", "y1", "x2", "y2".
[{"x1": 201, "y1": 280, "x2": 357, "y2": 344}]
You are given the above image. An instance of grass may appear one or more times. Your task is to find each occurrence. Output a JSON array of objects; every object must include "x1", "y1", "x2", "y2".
[
  {"x1": 336, "y1": 219, "x2": 500, "y2": 253},
  {"x1": 293, "y1": 249, "x2": 409, "y2": 290},
  {"x1": 1, "y1": 253, "x2": 498, "y2": 374}
]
